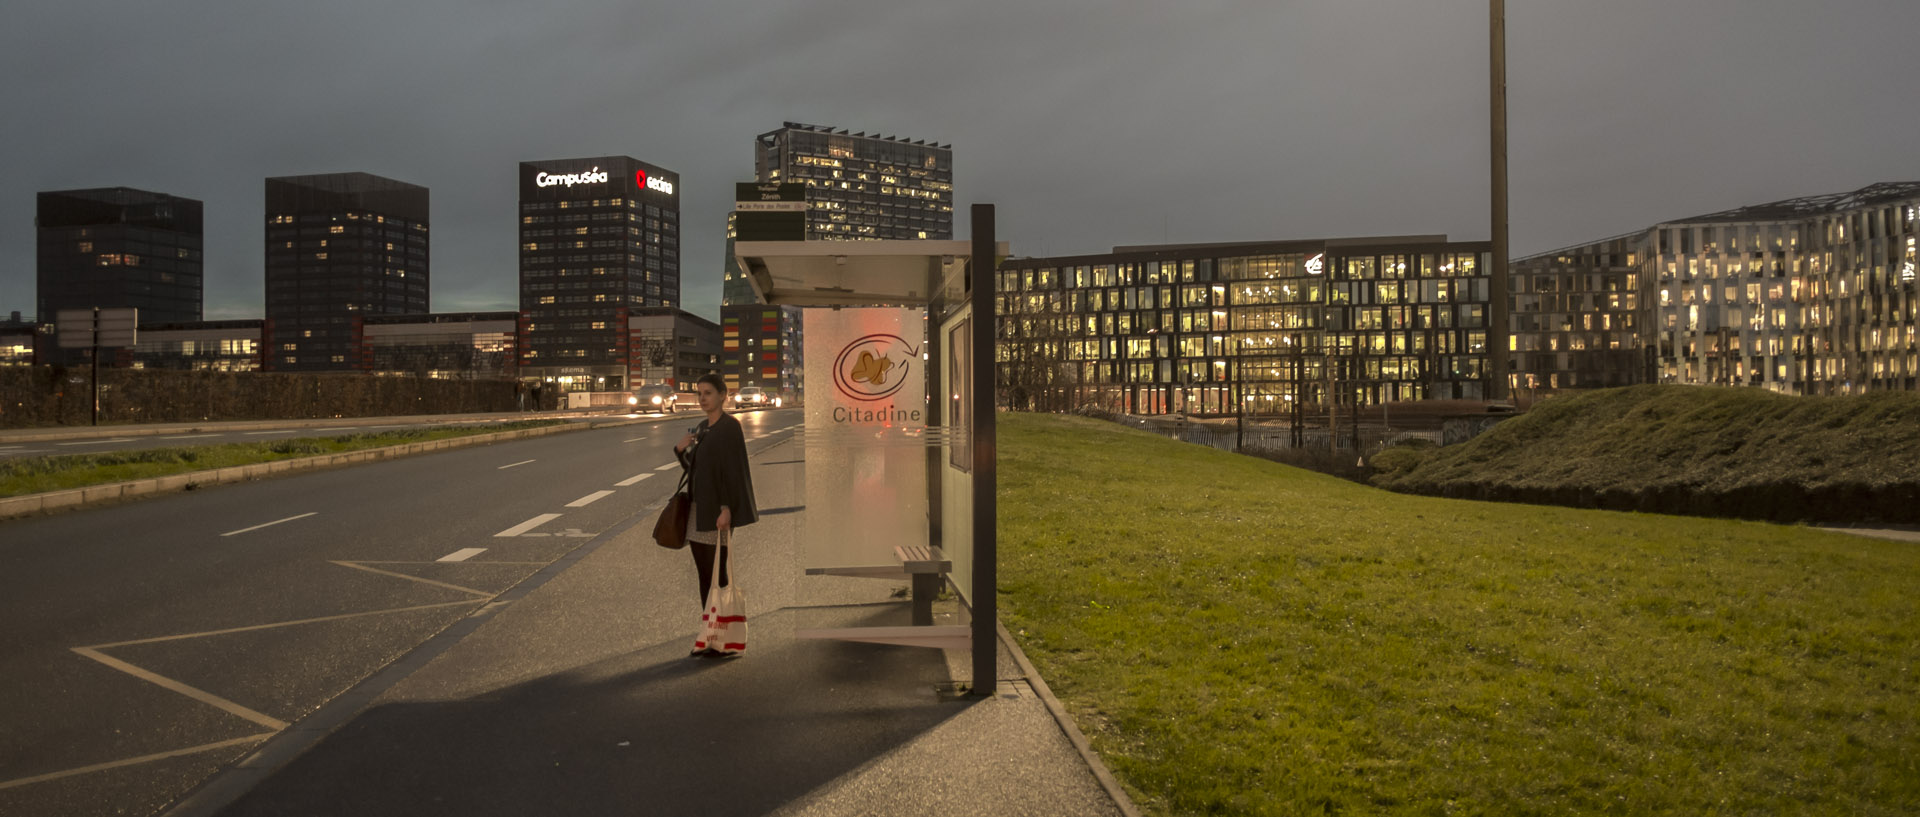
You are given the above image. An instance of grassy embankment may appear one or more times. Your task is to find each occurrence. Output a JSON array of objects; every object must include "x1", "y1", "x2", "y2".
[
  {"x1": 999, "y1": 412, "x2": 1918, "y2": 816},
  {"x1": 0, "y1": 420, "x2": 565, "y2": 498},
  {"x1": 1369, "y1": 384, "x2": 1920, "y2": 524}
]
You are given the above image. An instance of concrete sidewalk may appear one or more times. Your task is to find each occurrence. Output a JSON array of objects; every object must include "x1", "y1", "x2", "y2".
[{"x1": 165, "y1": 435, "x2": 1133, "y2": 817}]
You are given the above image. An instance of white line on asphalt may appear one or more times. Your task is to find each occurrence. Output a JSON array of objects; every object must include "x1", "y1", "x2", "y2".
[
  {"x1": 654, "y1": 461, "x2": 681, "y2": 471},
  {"x1": 312, "y1": 427, "x2": 353, "y2": 432},
  {"x1": 56, "y1": 438, "x2": 135, "y2": 446},
  {"x1": 71, "y1": 647, "x2": 289, "y2": 730},
  {"x1": 495, "y1": 513, "x2": 562, "y2": 537},
  {"x1": 497, "y1": 459, "x2": 536, "y2": 470},
  {"x1": 566, "y1": 490, "x2": 614, "y2": 507},
  {"x1": 220, "y1": 512, "x2": 318, "y2": 537},
  {"x1": 615, "y1": 472, "x2": 654, "y2": 487},
  {"x1": 243, "y1": 430, "x2": 298, "y2": 436},
  {"x1": 437, "y1": 548, "x2": 488, "y2": 563},
  {"x1": 0, "y1": 732, "x2": 278, "y2": 792},
  {"x1": 623, "y1": 437, "x2": 648, "y2": 443},
  {"x1": 159, "y1": 434, "x2": 222, "y2": 440}
]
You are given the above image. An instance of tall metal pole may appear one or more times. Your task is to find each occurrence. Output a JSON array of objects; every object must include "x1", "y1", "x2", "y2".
[
  {"x1": 970, "y1": 203, "x2": 998, "y2": 695},
  {"x1": 1489, "y1": 0, "x2": 1511, "y2": 401}
]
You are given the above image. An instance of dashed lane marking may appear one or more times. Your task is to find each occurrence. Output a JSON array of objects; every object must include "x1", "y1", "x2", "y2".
[
  {"x1": 159, "y1": 434, "x2": 222, "y2": 440},
  {"x1": 495, "y1": 513, "x2": 562, "y2": 537},
  {"x1": 243, "y1": 430, "x2": 298, "y2": 436},
  {"x1": 56, "y1": 438, "x2": 135, "y2": 446},
  {"x1": 437, "y1": 548, "x2": 487, "y2": 563},
  {"x1": 615, "y1": 472, "x2": 654, "y2": 487},
  {"x1": 497, "y1": 459, "x2": 535, "y2": 470},
  {"x1": 221, "y1": 512, "x2": 318, "y2": 538},
  {"x1": 654, "y1": 462, "x2": 680, "y2": 471},
  {"x1": 566, "y1": 491, "x2": 614, "y2": 507}
]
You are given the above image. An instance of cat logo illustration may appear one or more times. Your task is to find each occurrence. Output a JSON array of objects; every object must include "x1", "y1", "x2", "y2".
[{"x1": 832, "y1": 334, "x2": 918, "y2": 402}]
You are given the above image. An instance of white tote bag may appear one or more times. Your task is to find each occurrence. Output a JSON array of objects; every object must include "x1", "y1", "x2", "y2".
[{"x1": 694, "y1": 530, "x2": 746, "y2": 655}]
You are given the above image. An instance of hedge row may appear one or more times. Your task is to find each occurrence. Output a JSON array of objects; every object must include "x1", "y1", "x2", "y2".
[{"x1": 0, "y1": 367, "x2": 536, "y2": 428}]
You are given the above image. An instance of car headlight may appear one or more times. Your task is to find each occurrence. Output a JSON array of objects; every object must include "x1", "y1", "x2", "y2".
[
  {"x1": 650, "y1": 396, "x2": 662, "y2": 405},
  {"x1": 627, "y1": 396, "x2": 638, "y2": 405},
  {"x1": 773, "y1": 397, "x2": 782, "y2": 407}
]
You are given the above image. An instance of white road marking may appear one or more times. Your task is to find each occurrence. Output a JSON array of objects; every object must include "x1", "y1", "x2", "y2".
[
  {"x1": 312, "y1": 427, "x2": 353, "y2": 432},
  {"x1": 623, "y1": 437, "x2": 648, "y2": 443},
  {"x1": 0, "y1": 732, "x2": 277, "y2": 792},
  {"x1": 159, "y1": 434, "x2": 221, "y2": 440},
  {"x1": 654, "y1": 462, "x2": 681, "y2": 471},
  {"x1": 496, "y1": 513, "x2": 562, "y2": 537},
  {"x1": 615, "y1": 472, "x2": 654, "y2": 487},
  {"x1": 71, "y1": 647, "x2": 289, "y2": 730},
  {"x1": 566, "y1": 490, "x2": 614, "y2": 507},
  {"x1": 438, "y1": 548, "x2": 487, "y2": 562},
  {"x1": 56, "y1": 438, "x2": 135, "y2": 446},
  {"x1": 497, "y1": 459, "x2": 536, "y2": 470},
  {"x1": 220, "y1": 512, "x2": 318, "y2": 537},
  {"x1": 243, "y1": 430, "x2": 298, "y2": 436}
]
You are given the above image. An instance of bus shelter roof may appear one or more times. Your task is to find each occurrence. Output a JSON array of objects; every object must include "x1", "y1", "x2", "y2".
[{"x1": 734, "y1": 239, "x2": 1007, "y2": 308}]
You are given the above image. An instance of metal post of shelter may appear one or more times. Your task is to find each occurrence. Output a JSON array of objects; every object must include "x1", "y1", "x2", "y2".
[{"x1": 969, "y1": 204, "x2": 997, "y2": 695}]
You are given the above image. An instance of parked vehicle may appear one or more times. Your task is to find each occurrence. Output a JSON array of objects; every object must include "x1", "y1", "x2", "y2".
[{"x1": 631, "y1": 384, "x2": 679, "y2": 414}]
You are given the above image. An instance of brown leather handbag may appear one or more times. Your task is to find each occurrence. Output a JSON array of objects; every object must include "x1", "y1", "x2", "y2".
[{"x1": 653, "y1": 473, "x2": 691, "y2": 549}]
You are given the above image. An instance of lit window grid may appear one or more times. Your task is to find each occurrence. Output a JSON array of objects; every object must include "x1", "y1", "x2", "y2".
[{"x1": 995, "y1": 247, "x2": 1494, "y2": 415}]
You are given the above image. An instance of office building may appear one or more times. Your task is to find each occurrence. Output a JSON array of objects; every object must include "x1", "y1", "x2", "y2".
[
  {"x1": 754, "y1": 121, "x2": 953, "y2": 241},
  {"x1": 627, "y1": 308, "x2": 720, "y2": 390},
  {"x1": 518, "y1": 156, "x2": 680, "y2": 392},
  {"x1": 264, "y1": 173, "x2": 429, "y2": 372},
  {"x1": 997, "y1": 236, "x2": 1494, "y2": 415},
  {"x1": 363, "y1": 312, "x2": 517, "y2": 380},
  {"x1": 720, "y1": 304, "x2": 803, "y2": 399},
  {"x1": 133, "y1": 320, "x2": 263, "y2": 371},
  {"x1": 1511, "y1": 181, "x2": 1920, "y2": 396},
  {"x1": 1508, "y1": 233, "x2": 1646, "y2": 390},
  {"x1": 37, "y1": 187, "x2": 203, "y2": 331}
]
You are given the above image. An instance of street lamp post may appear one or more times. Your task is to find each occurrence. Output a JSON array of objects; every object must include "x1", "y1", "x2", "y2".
[{"x1": 1490, "y1": 0, "x2": 1511, "y2": 400}]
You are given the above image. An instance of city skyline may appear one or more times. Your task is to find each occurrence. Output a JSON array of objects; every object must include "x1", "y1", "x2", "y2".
[{"x1": 2, "y1": 0, "x2": 1916, "y2": 325}]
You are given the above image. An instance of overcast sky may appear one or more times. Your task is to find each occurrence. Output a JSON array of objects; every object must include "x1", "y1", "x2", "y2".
[{"x1": 2, "y1": 0, "x2": 1915, "y2": 323}]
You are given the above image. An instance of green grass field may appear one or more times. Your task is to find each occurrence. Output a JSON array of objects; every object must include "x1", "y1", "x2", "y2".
[
  {"x1": 0, "y1": 420, "x2": 565, "y2": 498},
  {"x1": 998, "y1": 412, "x2": 1919, "y2": 816}
]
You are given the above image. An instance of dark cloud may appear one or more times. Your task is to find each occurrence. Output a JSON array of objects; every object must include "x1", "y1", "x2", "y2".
[{"x1": 2, "y1": 0, "x2": 1915, "y2": 321}]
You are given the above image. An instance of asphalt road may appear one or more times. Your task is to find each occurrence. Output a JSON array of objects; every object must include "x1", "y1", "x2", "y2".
[
  {"x1": 0, "y1": 412, "x2": 682, "y2": 461},
  {"x1": 0, "y1": 408, "x2": 801, "y2": 817}
]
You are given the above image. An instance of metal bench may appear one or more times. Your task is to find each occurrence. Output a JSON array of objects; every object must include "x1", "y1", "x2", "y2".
[{"x1": 795, "y1": 544, "x2": 967, "y2": 649}]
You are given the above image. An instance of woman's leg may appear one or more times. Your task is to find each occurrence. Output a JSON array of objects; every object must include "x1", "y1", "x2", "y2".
[{"x1": 689, "y1": 542, "x2": 731, "y2": 608}]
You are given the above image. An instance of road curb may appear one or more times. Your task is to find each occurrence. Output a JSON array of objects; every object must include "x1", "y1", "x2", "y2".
[
  {"x1": 996, "y1": 619, "x2": 1144, "y2": 817},
  {"x1": 0, "y1": 418, "x2": 641, "y2": 521}
]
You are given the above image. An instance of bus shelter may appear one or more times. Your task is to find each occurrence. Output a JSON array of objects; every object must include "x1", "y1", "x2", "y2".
[{"x1": 733, "y1": 207, "x2": 1002, "y2": 691}]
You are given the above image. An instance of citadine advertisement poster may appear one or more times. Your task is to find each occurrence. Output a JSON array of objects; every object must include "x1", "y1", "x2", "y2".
[{"x1": 800, "y1": 307, "x2": 928, "y2": 570}]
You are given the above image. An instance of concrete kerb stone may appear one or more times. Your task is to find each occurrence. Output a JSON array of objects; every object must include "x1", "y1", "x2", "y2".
[
  {"x1": 0, "y1": 419, "x2": 637, "y2": 521},
  {"x1": 996, "y1": 619, "x2": 1145, "y2": 817}
]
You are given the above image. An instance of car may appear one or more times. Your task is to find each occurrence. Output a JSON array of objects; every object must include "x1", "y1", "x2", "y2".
[
  {"x1": 630, "y1": 384, "x2": 679, "y2": 414},
  {"x1": 732, "y1": 386, "x2": 781, "y2": 410}
]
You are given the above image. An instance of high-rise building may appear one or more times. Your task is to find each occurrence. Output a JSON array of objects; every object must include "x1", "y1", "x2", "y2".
[
  {"x1": 264, "y1": 173, "x2": 429, "y2": 372},
  {"x1": 752, "y1": 122, "x2": 953, "y2": 241},
  {"x1": 37, "y1": 187, "x2": 203, "y2": 328},
  {"x1": 518, "y1": 156, "x2": 680, "y2": 392}
]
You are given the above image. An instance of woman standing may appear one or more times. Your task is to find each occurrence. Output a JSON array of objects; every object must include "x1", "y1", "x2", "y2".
[{"x1": 674, "y1": 374, "x2": 758, "y2": 652}]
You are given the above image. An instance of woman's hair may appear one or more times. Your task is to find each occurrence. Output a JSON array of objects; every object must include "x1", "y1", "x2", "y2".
[{"x1": 696, "y1": 373, "x2": 728, "y2": 395}]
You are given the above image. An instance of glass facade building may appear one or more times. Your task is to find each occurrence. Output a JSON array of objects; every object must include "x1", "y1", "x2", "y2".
[
  {"x1": 518, "y1": 156, "x2": 680, "y2": 392},
  {"x1": 753, "y1": 122, "x2": 953, "y2": 241},
  {"x1": 1511, "y1": 181, "x2": 1920, "y2": 396},
  {"x1": 37, "y1": 187, "x2": 204, "y2": 329},
  {"x1": 997, "y1": 237, "x2": 1494, "y2": 416},
  {"x1": 626, "y1": 308, "x2": 720, "y2": 391},
  {"x1": 720, "y1": 304, "x2": 803, "y2": 399},
  {"x1": 264, "y1": 173, "x2": 429, "y2": 372},
  {"x1": 133, "y1": 320, "x2": 262, "y2": 371},
  {"x1": 362, "y1": 312, "x2": 517, "y2": 380},
  {"x1": 1509, "y1": 233, "x2": 1646, "y2": 390}
]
